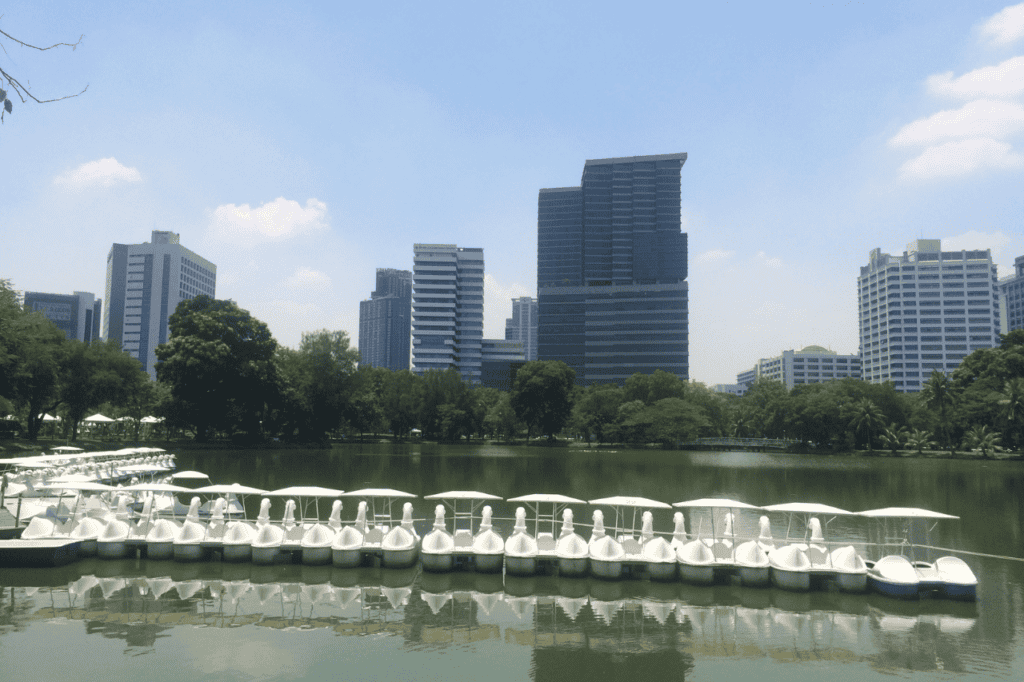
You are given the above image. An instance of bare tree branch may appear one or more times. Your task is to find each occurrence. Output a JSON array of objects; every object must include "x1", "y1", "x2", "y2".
[
  {"x1": 0, "y1": 22, "x2": 88, "y2": 121},
  {"x1": 0, "y1": 28, "x2": 84, "y2": 52}
]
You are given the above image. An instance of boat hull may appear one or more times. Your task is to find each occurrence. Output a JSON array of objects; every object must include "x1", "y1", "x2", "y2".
[
  {"x1": 251, "y1": 546, "x2": 282, "y2": 566},
  {"x1": 867, "y1": 574, "x2": 919, "y2": 599},
  {"x1": 590, "y1": 559, "x2": 622, "y2": 581},
  {"x1": 505, "y1": 555, "x2": 537, "y2": 577},
  {"x1": 558, "y1": 557, "x2": 588, "y2": 578},
  {"x1": 96, "y1": 541, "x2": 129, "y2": 560},
  {"x1": 941, "y1": 581, "x2": 977, "y2": 601},
  {"x1": 301, "y1": 546, "x2": 332, "y2": 566},
  {"x1": 146, "y1": 541, "x2": 173, "y2": 561},
  {"x1": 647, "y1": 561, "x2": 677, "y2": 582},
  {"x1": 382, "y1": 547, "x2": 418, "y2": 569},
  {"x1": 738, "y1": 565, "x2": 770, "y2": 587},
  {"x1": 221, "y1": 544, "x2": 251, "y2": 563},
  {"x1": 771, "y1": 567, "x2": 811, "y2": 592},
  {"x1": 474, "y1": 552, "x2": 505, "y2": 574},
  {"x1": 835, "y1": 571, "x2": 867, "y2": 593},
  {"x1": 421, "y1": 551, "x2": 454, "y2": 573},
  {"x1": 332, "y1": 547, "x2": 363, "y2": 569},
  {"x1": 173, "y1": 543, "x2": 205, "y2": 562}
]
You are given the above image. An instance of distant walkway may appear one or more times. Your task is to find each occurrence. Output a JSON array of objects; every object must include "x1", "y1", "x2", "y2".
[{"x1": 679, "y1": 437, "x2": 800, "y2": 452}]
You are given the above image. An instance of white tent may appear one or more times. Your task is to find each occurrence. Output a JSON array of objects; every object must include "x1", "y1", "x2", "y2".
[
  {"x1": 83, "y1": 413, "x2": 115, "y2": 423},
  {"x1": 42, "y1": 414, "x2": 61, "y2": 422},
  {"x1": 140, "y1": 416, "x2": 162, "y2": 424}
]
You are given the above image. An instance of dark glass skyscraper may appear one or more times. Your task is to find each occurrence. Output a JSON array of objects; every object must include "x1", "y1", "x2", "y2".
[
  {"x1": 537, "y1": 153, "x2": 689, "y2": 385},
  {"x1": 358, "y1": 268, "x2": 412, "y2": 371}
]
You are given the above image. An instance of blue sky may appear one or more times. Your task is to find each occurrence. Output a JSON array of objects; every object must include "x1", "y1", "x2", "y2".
[{"x1": 2, "y1": 1, "x2": 1023, "y2": 385}]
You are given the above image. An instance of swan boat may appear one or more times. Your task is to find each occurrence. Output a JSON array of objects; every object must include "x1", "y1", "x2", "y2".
[
  {"x1": 260, "y1": 486, "x2": 344, "y2": 564},
  {"x1": 172, "y1": 497, "x2": 207, "y2": 561},
  {"x1": 335, "y1": 488, "x2": 417, "y2": 567},
  {"x1": 508, "y1": 493, "x2": 587, "y2": 576},
  {"x1": 589, "y1": 496, "x2": 673, "y2": 580},
  {"x1": 251, "y1": 498, "x2": 294, "y2": 565},
  {"x1": 422, "y1": 490, "x2": 504, "y2": 572},
  {"x1": 555, "y1": 508, "x2": 589, "y2": 578},
  {"x1": 857, "y1": 507, "x2": 976, "y2": 601},
  {"x1": 762, "y1": 502, "x2": 864, "y2": 593},
  {"x1": 673, "y1": 498, "x2": 763, "y2": 585},
  {"x1": 190, "y1": 483, "x2": 267, "y2": 560}
]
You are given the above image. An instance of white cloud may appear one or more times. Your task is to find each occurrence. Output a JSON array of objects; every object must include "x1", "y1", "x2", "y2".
[
  {"x1": 941, "y1": 229, "x2": 1024, "y2": 275},
  {"x1": 980, "y1": 3, "x2": 1024, "y2": 46},
  {"x1": 927, "y1": 56, "x2": 1024, "y2": 100},
  {"x1": 208, "y1": 197, "x2": 328, "y2": 244},
  {"x1": 284, "y1": 266, "x2": 331, "y2": 291},
  {"x1": 890, "y1": 100, "x2": 1024, "y2": 147},
  {"x1": 898, "y1": 137, "x2": 1024, "y2": 179},
  {"x1": 53, "y1": 157, "x2": 142, "y2": 189},
  {"x1": 755, "y1": 251, "x2": 783, "y2": 269},
  {"x1": 696, "y1": 249, "x2": 735, "y2": 264}
]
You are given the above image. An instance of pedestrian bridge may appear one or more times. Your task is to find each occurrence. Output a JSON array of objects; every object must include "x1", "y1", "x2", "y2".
[{"x1": 679, "y1": 437, "x2": 799, "y2": 452}]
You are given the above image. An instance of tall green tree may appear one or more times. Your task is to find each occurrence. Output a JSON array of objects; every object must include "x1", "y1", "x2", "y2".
[
  {"x1": 60, "y1": 339, "x2": 149, "y2": 441},
  {"x1": 382, "y1": 370, "x2": 423, "y2": 439},
  {"x1": 510, "y1": 361, "x2": 576, "y2": 439},
  {"x1": 921, "y1": 370, "x2": 958, "y2": 449},
  {"x1": 155, "y1": 296, "x2": 279, "y2": 442},
  {"x1": 622, "y1": 370, "x2": 686, "y2": 405},
  {"x1": 845, "y1": 398, "x2": 885, "y2": 451},
  {"x1": 570, "y1": 384, "x2": 624, "y2": 444}
]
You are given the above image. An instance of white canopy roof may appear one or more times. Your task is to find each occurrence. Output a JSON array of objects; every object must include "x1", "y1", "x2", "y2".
[
  {"x1": 857, "y1": 506, "x2": 959, "y2": 520},
  {"x1": 51, "y1": 446, "x2": 84, "y2": 453},
  {"x1": 425, "y1": 490, "x2": 503, "y2": 501},
  {"x1": 192, "y1": 483, "x2": 268, "y2": 495},
  {"x1": 339, "y1": 487, "x2": 416, "y2": 498},
  {"x1": 762, "y1": 502, "x2": 853, "y2": 515},
  {"x1": 120, "y1": 482, "x2": 192, "y2": 493},
  {"x1": 264, "y1": 486, "x2": 344, "y2": 497},
  {"x1": 41, "y1": 481, "x2": 115, "y2": 491},
  {"x1": 673, "y1": 497, "x2": 761, "y2": 509},
  {"x1": 507, "y1": 493, "x2": 585, "y2": 504},
  {"x1": 83, "y1": 413, "x2": 115, "y2": 423},
  {"x1": 588, "y1": 495, "x2": 672, "y2": 509},
  {"x1": 41, "y1": 413, "x2": 61, "y2": 421},
  {"x1": 0, "y1": 458, "x2": 53, "y2": 467},
  {"x1": 48, "y1": 473, "x2": 99, "y2": 483},
  {"x1": 171, "y1": 471, "x2": 212, "y2": 480}
]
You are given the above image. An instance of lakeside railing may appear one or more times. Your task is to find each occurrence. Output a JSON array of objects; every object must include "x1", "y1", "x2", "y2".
[{"x1": 678, "y1": 437, "x2": 800, "y2": 451}]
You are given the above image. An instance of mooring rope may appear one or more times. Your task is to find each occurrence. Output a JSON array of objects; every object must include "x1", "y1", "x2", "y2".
[{"x1": 912, "y1": 543, "x2": 1024, "y2": 563}]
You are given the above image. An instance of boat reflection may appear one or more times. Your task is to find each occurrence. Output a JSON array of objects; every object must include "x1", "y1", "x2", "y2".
[{"x1": 3, "y1": 564, "x2": 984, "y2": 674}]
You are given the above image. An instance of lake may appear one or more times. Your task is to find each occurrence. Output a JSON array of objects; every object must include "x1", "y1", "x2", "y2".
[{"x1": 1, "y1": 444, "x2": 1023, "y2": 681}]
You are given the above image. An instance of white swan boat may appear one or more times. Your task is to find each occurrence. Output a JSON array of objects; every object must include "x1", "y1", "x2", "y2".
[
  {"x1": 260, "y1": 486, "x2": 344, "y2": 562},
  {"x1": 554, "y1": 508, "x2": 589, "y2": 577},
  {"x1": 504, "y1": 507, "x2": 539, "y2": 576},
  {"x1": 172, "y1": 497, "x2": 207, "y2": 562},
  {"x1": 423, "y1": 490, "x2": 504, "y2": 571},
  {"x1": 857, "y1": 506, "x2": 975, "y2": 600},
  {"x1": 508, "y1": 493, "x2": 587, "y2": 574},
  {"x1": 302, "y1": 500, "x2": 343, "y2": 566},
  {"x1": 588, "y1": 509, "x2": 624, "y2": 580},
  {"x1": 192, "y1": 483, "x2": 266, "y2": 562},
  {"x1": 763, "y1": 502, "x2": 861, "y2": 592},
  {"x1": 420, "y1": 504, "x2": 455, "y2": 572},
  {"x1": 472, "y1": 505, "x2": 505, "y2": 573},
  {"x1": 733, "y1": 516, "x2": 772, "y2": 587},
  {"x1": 96, "y1": 497, "x2": 132, "y2": 559},
  {"x1": 332, "y1": 500, "x2": 368, "y2": 568},
  {"x1": 589, "y1": 495, "x2": 673, "y2": 579},
  {"x1": 673, "y1": 498, "x2": 761, "y2": 583},
  {"x1": 251, "y1": 499, "x2": 291, "y2": 565},
  {"x1": 337, "y1": 487, "x2": 417, "y2": 563},
  {"x1": 381, "y1": 502, "x2": 420, "y2": 568},
  {"x1": 640, "y1": 511, "x2": 677, "y2": 581}
]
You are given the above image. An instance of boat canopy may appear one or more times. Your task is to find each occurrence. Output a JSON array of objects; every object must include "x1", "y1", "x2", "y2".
[
  {"x1": 425, "y1": 490, "x2": 503, "y2": 501},
  {"x1": 857, "y1": 506, "x2": 959, "y2": 520},
  {"x1": 171, "y1": 471, "x2": 211, "y2": 480},
  {"x1": 120, "y1": 482, "x2": 192, "y2": 493},
  {"x1": 0, "y1": 458, "x2": 54, "y2": 467},
  {"x1": 762, "y1": 502, "x2": 852, "y2": 515},
  {"x1": 264, "y1": 486, "x2": 344, "y2": 497},
  {"x1": 192, "y1": 483, "x2": 268, "y2": 495},
  {"x1": 40, "y1": 481, "x2": 115, "y2": 491},
  {"x1": 48, "y1": 474, "x2": 100, "y2": 483},
  {"x1": 588, "y1": 495, "x2": 672, "y2": 509},
  {"x1": 340, "y1": 488, "x2": 416, "y2": 498},
  {"x1": 673, "y1": 497, "x2": 760, "y2": 509},
  {"x1": 51, "y1": 446, "x2": 84, "y2": 452},
  {"x1": 508, "y1": 493, "x2": 585, "y2": 504}
]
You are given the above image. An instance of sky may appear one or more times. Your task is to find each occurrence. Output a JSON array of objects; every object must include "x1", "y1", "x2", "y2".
[{"x1": 2, "y1": 1, "x2": 1023, "y2": 386}]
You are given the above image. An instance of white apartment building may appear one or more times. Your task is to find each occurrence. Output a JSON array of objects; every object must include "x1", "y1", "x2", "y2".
[
  {"x1": 858, "y1": 239, "x2": 1000, "y2": 392},
  {"x1": 737, "y1": 346, "x2": 861, "y2": 390},
  {"x1": 104, "y1": 231, "x2": 217, "y2": 379}
]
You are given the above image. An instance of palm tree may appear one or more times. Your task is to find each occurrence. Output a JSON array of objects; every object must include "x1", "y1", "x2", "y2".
[
  {"x1": 905, "y1": 428, "x2": 934, "y2": 455},
  {"x1": 880, "y1": 424, "x2": 908, "y2": 455},
  {"x1": 1002, "y1": 378, "x2": 1024, "y2": 453},
  {"x1": 964, "y1": 424, "x2": 1001, "y2": 459},
  {"x1": 848, "y1": 399, "x2": 885, "y2": 451},
  {"x1": 921, "y1": 370, "x2": 958, "y2": 449}
]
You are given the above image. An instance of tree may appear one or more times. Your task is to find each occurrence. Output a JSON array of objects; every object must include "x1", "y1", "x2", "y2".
[
  {"x1": 570, "y1": 384, "x2": 623, "y2": 444},
  {"x1": 622, "y1": 370, "x2": 686, "y2": 405},
  {"x1": 60, "y1": 339, "x2": 149, "y2": 441},
  {"x1": 964, "y1": 424, "x2": 1001, "y2": 459},
  {"x1": 846, "y1": 398, "x2": 885, "y2": 451},
  {"x1": 155, "y1": 297, "x2": 279, "y2": 442},
  {"x1": 645, "y1": 397, "x2": 711, "y2": 447},
  {"x1": 294, "y1": 330, "x2": 361, "y2": 441},
  {"x1": 9, "y1": 312, "x2": 67, "y2": 441},
  {"x1": 880, "y1": 424, "x2": 908, "y2": 455},
  {"x1": 1002, "y1": 378, "x2": 1024, "y2": 452},
  {"x1": 419, "y1": 369, "x2": 474, "y2": 441},
  {"x1": 905, "y1": 429, "x2": 934, "y2": 455},
  {"x1": 510, "y1": 361, "x2": 576, "y2": 440},
  {"x1": 484, "y1": 392, "x2": 520, "y2": 442},
  {"x1": 382, "y1": 370, "x2": 423, "y2": 439},
  {"x1": 921, "y1": 371, "x2": 958, "y2": 449},
  {"x1": 0, "y1": 27, "x2": 87, "y2": 124}
]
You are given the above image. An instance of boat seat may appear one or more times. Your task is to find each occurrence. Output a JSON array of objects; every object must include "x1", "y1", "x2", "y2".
[
  {"x1": 363, "y1": 527, "x2": 384, "y2": 545},
  {"x1": 807, "y1": 545, "x2": 830, "y2": 568},
  {"x1": 619, "y1": 536, "x2": 642, "y2": 556},
  {"x1": 711, "y1": 541, "x2": 734, "y2": 563},
  {"x1": 453, "y1": 530, "x2": 473, "y2": 549},
  {"x1": 537, "y1": 533, "x2": 556, "y2": 553}
]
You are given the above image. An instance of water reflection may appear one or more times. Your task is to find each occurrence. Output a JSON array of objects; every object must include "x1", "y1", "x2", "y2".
[{"x1": 1, "y1": 559, "x2": 993, "y2": 677}]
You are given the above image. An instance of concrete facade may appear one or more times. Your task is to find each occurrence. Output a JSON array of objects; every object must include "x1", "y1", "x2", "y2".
[
  {"x1": 358, "y1": 268, "x2": 412, "y2": 371},
  {"x1": 24, "y1": 291, "x2": 102, "y2": 343},
  {"x1": 1000, "y1": 255, "x2": 1024, "y2": 335},
  {"x1": 504, "y1": 296, "x2": 538, "y2": 362},
  {"x1": 858, "y1": 239, "x2": 1000, "y2": 392},
  {"x1": 738, "y1": 346, "x2": 862, "y2": 390}
]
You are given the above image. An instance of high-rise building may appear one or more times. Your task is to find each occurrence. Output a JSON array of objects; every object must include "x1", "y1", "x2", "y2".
[
  {"x1": 504, "y1": 296, "x2": 538, "y2": 362},
  {"x1": 737, "y1": 346, "x2": 862, "y2": 390},
  {"x1": 537, "y1": 153, "x2": 688, "y2": 385},
  {"x1": 358, "y1": 268, "x2": 412, "y2": 371},
  {"x1": 999, "y1": 255, "x2": 1024, "y2": 334},
  {"x1": 411, "y1": 244, "x2": 484, "y2": 382},
  {"x1": 104, "y1": 230, "x2": 216, "y2": 379},
  {"x1": 24, "y1": 291, "x2": 102, "y2": 343},
  {"x1": 480, "y1": 338, "x2": 527, "y2": 391},
  {"x1": 858, "y1": 239, "x2": 1000, "y2": 392}
]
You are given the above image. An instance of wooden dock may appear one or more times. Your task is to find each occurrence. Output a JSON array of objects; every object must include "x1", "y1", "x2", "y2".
[{"x1": 0, "y1": 538, "x2": 82, "y2": 568}]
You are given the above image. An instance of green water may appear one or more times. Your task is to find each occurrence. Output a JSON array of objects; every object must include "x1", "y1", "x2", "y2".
[{"x1": 1, "y1": 444, "x2": 1023, "y2": 681}]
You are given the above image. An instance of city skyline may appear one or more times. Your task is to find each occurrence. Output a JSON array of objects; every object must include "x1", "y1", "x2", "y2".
[{"x1": 3, "y1": 2, "x2": 1023, "y2": 385}]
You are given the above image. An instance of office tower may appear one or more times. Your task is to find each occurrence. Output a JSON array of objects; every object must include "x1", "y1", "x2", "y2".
[
  {"x1": 858, "y1": 239, "x2": 1000, "y2": 392},
  {"x1": 411, "y1": 244, "x2": 484, "y2": 382},
  {"x1": 480, "y1": 338, "x2": 527, "y2": 390},
  {"x1": 537, "y1": 153, "x2": 688, "y2": 385},
  {"x1": 1000, "y1": 255, "x2": 1024, "y2": 334},
  {"x1": 104, "y1": 230, "x2": 217, "y2": 379},
  {"x1": 504, "y1": 296, "x2": 538, "y2": 362},
  {"x1": 24, "y1": 291, "x2": 102, "y2": 343},
  {"x1": 737, "y1": 346, "x2": 862, "y2": 390},
  {"x1": 358, "y1": 268, "x2": 412, "y2": 371}
]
